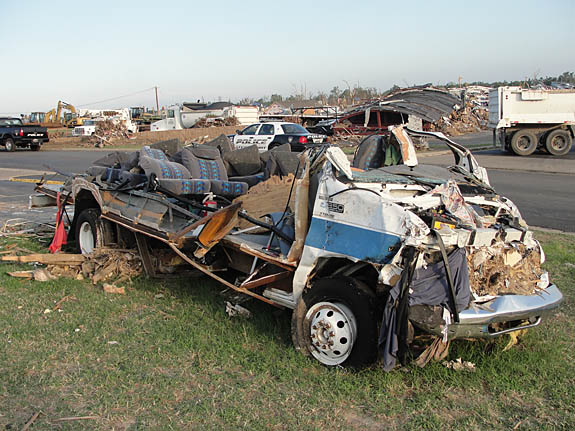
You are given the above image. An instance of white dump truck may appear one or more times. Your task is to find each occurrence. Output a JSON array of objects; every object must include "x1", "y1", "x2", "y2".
[
  {"x1": 151, "y1": 104, "x2": 259, "y2": 131},
  {"x1": 489, "y1": 86, "x2": 575, "y2": 156}
]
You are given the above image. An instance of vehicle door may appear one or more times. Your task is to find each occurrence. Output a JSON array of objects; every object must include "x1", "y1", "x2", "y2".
[
  {"x1": 164, "y1": 109, "x2": 177, "y2": 130},
  {"x1": 234, "y1": 124, "x2": 260, "y2": 148},
  {"x1": 253, "y1": 123, "x2": 275, "y2": 151}
]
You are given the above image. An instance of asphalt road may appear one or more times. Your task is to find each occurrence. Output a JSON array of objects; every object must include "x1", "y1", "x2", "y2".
[
  {"x1": 0, "y1": 136, "x2": 574, "y2": 231},
  {"x1": 487, "y1": 170, "x2": 573, "y2": 232}
]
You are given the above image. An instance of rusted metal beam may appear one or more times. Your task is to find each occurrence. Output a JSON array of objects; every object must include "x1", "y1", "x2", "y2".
[{"x1": 167, "y1": 243, "x2": 283, "y2": 308}]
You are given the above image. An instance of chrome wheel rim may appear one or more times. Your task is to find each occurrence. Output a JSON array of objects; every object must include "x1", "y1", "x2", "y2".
[{"x1": 305, "y1": 301, "x2": 357, "y2": 365}]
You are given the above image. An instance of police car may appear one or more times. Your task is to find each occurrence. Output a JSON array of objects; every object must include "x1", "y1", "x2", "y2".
[{"x1": 231, "y1": 121, "x2": 328, "y2": 152}]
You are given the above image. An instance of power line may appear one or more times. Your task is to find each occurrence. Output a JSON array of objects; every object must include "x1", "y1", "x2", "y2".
[{"x1": 77, "y1": 87, "x2": 157, "y2": 107}]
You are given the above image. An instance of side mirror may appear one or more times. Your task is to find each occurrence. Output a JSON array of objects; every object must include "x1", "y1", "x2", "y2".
[{"x1": 236, "y1": 129, "x2": 242, "y2": 135}]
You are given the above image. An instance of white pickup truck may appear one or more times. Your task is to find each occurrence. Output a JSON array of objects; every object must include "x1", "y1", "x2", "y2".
[
  {"x1": 489, "y1": 86, "x2": 575, "y2": 156},
  {"x1": 72, "y1": 119, "x2": 98, "y2": 136}
]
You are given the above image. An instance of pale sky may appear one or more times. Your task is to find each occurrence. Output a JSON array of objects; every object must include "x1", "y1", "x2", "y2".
[{"x1": 1, "y1": 0, "x2": 573, "y2": 114}]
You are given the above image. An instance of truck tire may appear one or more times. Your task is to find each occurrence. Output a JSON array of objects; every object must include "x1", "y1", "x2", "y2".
[
  {"x1": 30, "y1": 144, "x2": 41, "y2": 151},
  {"x1": 4, "y1": 138, "x2": 15, "y2": 152},
  {"x1": 75, "y1": 208, "x2": 115, "y2": 255},
  {"x1": 291, "y1": 277, "x2": 378, "y2": 368},
  {"x1": 510, "y1": 131, "x2": 537, "y2": 156},
  {"x1": 545, "y1": 130, "x2": 572, "y2": 156}
]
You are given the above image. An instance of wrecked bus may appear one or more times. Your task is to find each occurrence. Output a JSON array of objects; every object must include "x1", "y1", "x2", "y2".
[{"x1": 36, "y1": 126, "x2": 562, "y2": 370}]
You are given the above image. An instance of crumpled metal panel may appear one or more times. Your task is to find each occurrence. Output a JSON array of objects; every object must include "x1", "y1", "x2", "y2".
[{"x1": 347, "y1": 88, "x2": 461, "y2": 124}]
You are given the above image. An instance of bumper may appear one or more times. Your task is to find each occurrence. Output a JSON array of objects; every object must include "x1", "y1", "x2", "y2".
[
  {"x1": 16, "y1": 138, "x2": 46, "y2": 147},
  {"x1": 423, "y1": 284, "x2": 563, "y2": 339}
]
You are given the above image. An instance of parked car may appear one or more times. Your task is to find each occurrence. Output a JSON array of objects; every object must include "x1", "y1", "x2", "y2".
[
  {"x1": 231, "y1": 121, "x2": 328, "y2": 152},
  {"x1": 0, "y1": 117, "x2": 49, "y2": 151}
]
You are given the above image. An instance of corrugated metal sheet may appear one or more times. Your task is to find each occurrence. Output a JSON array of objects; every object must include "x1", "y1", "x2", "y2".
[{"x1": 346, "y1": 88, "x2": 461, "y2": 124}]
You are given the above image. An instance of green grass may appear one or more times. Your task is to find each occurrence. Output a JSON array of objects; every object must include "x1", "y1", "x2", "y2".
[{"x1": 0, "y1": 232, "x2": 573, "y2": 430}]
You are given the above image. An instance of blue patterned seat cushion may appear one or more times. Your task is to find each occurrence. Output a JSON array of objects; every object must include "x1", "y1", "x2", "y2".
[
  {"x1": 180, "y1": 146, "x2": 248, "y2": 197},
  {"x1": 210, "y1": 180, "x2": 248, "y2": 197},
  {"x1": 197, "y1": 158, "x2": 224, "y2": 180},
  {"x1": 139, "y1": 156, "x2": 191, "y2": 180},
  {"x1": 159, "y1": 179, "x2": 211, "y2": 195},
  {"x1": 140, "y1": 146, "x2": 169, "y2": 161}
]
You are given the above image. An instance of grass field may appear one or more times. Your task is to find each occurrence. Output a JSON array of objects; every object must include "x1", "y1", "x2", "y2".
[{"x1": 0, "y1": 231, "x2": 573, "y2": 430}]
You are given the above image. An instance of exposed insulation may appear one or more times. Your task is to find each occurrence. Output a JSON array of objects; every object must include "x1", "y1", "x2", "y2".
[{"x1": 467, "y1": 243, "x2": 543, "y2": 296}]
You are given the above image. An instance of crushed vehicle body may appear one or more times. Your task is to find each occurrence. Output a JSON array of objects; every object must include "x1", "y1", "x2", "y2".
[{"x1": 35, "y1": 127, "x2": 562, "y2": 370}]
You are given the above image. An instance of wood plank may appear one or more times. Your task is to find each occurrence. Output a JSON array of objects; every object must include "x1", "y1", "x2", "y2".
[
  {"x1": 1, "y1": 253, "x2": 85, "y2": 265},
  {"x1": 240, "y1": 271, "x2": 292, "y2": 290}
]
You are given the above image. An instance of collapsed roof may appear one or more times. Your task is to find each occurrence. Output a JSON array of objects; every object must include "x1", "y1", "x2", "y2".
[{"x1": 346, "y1": 88, "x2": 462, "y2": 123}]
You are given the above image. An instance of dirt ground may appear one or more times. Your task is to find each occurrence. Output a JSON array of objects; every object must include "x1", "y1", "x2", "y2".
[{"x1": 44, "y1": 126, "x2": 240, "y2": 150}]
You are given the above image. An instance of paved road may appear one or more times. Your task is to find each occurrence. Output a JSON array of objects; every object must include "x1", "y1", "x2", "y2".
[
  {"x1": 0, "y1": 139, "x2": 573, "y2": 231},
  {"x1": 487, "y1": 170, "x2": 573, "y2": 232},
  {"x1": 0, "y1": 149, "x2": 99, "y2": 174}
]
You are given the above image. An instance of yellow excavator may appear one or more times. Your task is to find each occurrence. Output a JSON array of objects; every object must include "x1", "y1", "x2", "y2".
[{"x1": 30, "y1": 101, "x2": 82, "y2": 128}]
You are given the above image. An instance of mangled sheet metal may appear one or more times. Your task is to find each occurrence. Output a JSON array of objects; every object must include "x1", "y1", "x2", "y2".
[
  {"x1": 289, "y1": 126, "x2": 561, "y2": 369},
  {"x1": 335, "y1": 88, "x2": 462, "y2": 136},
  {"x1": 33, "y1": 125, "x2": 562, "y2": 371},
  {"x1": 378, "y1": 87, "x2": 461, "y2": 123}
]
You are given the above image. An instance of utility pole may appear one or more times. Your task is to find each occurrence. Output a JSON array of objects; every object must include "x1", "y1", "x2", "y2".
[
  {"x1": 458, "y1": 76, "x2": 463, "y2": 88},
  {"x1": 155, "y1": 86, "x2": 160, "y2": 114}
]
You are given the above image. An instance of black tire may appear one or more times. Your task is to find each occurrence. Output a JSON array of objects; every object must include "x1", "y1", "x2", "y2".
[
  {"x1": 545, "y1": 130, "x2": 572, "y2": 156},
  {"x1": 30, "y1": 144, "x2": 41, "y2": 151},
  {"x1": 291, "y1": 277, "x2": 379, "y2": 368},
  {"x1": 75, "y1": 208, "x2": 115, "y2": 254},
  {"x1": 268, "y1": 142, "x2": 281, "y2": 151},
  {"x1": 510, "y1": 130, "x2": 537, "y2": 156},
  {"x1": 4, "y1": 138, "x2": 15, "y2": 152}
]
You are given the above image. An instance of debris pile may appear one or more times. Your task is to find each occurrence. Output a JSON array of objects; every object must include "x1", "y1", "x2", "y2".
[
  {"x1": 71, "y1": 248, "x2": 142, "y2": 284},
  {"x1": 432, "y1": 86, "x2": 490, "y2": 136},
  {"x1": 467, "y1": 243, "x2": 544, "y2": 296},
  {"x1": 431, "y1": 103, "x2": 488, "y2": 136},
  {"x1": 89, "y1": 120, "x2": 131, "y2": 146},
  {"x1": 1, "y1": 218, "x2": 55, "y2": 240},
  {"x1": 193, "y1": 116, "x2": 239, "y2": 128},
  {"x1": 2, "y1": 248, "x2": 142, "y2": 285}
]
